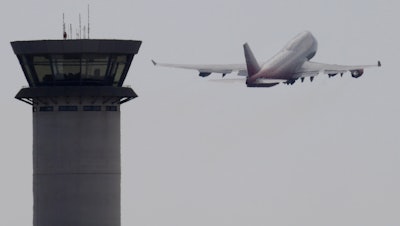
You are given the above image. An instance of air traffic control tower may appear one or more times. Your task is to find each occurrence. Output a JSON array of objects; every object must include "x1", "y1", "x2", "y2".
[{"x1": 12, "y1": 39, "x2": 141, "y2": 226}]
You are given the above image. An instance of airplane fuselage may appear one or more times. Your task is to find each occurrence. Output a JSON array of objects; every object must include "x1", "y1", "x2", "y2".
[{"x1": 247, "y1": 31, "x2": 318, "y2": 85}]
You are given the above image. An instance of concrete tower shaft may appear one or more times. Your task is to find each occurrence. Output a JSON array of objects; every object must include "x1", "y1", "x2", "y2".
[
  {"x1": 33, "y1": 95, "x2": 121, "y2": 226},
  {"x1": 12, "y1": 39, "x2": 141, "y2": 226}
]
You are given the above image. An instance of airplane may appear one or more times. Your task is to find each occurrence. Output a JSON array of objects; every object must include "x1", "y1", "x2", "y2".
[{"x1": 152, "y1": 31, "x2": 381, "y2": 87}]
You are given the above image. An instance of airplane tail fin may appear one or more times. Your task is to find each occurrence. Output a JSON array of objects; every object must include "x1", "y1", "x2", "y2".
[{"x1": 243, "y1": 43, "x2": 261, "y2": 77}]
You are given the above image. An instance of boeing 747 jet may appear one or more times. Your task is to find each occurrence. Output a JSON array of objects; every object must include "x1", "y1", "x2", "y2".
[{"x1": 152, "y1": 31, "x2": 381, "y2": 87}]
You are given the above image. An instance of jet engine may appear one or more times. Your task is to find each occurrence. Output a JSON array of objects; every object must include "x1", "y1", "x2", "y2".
[
  {"x1": 199, "y1": 72, "x2": 211, "y2": 77},
  {"x1": 350, "y1": 69, "x2": 364, "y2": 78}
]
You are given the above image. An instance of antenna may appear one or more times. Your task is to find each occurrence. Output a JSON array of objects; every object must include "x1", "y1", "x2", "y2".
[
  {"x1": 70, "y1": 24, "x2": 72, "y2": 39},
  {"x1": 88, "y1": 4, "x2": 90, "y2": 39},
  {"x1": 79, "y1": 13, "x2": 82, "y2": 39},
  {"x1": 63, "y1": 7, "x2": 91, "y2": 40},
  {"x1": 63, "y1": 13, "x2": 67, "y2": 39}
]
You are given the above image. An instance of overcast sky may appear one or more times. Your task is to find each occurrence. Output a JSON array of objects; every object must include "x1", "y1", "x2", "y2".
[{"x1": 1, "y1": 0, "x2": 399, "y2": 225}]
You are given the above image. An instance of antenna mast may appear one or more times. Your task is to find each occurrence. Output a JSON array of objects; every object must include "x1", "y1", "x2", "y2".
[
  {"x1": 63, "y1": 7, "x2": 91, "y2": 40},
  {"x1": 70, "y1": 24, "x2": 72, "y2": 39},
  {"x1": 88, "y1": 5, "x2": 90, "y2": 39},
  {"x1": 79, "y1": 13, "x2": 82, "y2": 39},
  {"x1": 63, "y1": 13, "x2": 67, "y2": 39}
]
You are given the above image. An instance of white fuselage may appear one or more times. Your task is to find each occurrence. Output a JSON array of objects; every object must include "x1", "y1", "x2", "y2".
[{"x1": 247, "y1": 31, "x2": 318, "y2": 83}]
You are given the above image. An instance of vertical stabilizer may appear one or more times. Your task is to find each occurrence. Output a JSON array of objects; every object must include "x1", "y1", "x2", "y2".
[{"x1": 243, "y1": 43, "x2": 261, "y2": 77}]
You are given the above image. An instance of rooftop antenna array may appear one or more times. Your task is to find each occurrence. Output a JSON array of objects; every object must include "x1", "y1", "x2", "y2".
[{"x1": 62, "y1": 5, "x2": 91, "y2": 40}]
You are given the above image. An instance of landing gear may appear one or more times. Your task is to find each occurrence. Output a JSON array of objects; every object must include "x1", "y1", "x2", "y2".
[{"x1": 285, "y1": 79, "x2": 297, "y2": 85}]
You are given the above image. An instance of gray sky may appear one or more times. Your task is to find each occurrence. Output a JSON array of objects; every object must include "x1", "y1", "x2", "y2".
[{"x1": 1, "y1": 0, "x2": 399, "y2": 225}]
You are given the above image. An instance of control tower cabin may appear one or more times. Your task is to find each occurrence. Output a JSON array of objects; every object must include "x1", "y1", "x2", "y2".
[{"x1": 12, "y1": 39, "x2": 141, "y2": 226}]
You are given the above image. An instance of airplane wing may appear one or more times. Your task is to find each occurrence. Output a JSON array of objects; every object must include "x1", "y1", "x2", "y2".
[
  {"x1": 296, "y1": 61, "x2": 381, "y2": 78},
  {"x1": 152, "y1": 60, "x2": 247, "y2": 77}
]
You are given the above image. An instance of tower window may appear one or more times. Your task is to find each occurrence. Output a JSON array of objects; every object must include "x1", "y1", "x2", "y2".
[
  {"x1": 106, "y1": 106, "x2": 118, "y2": 111},
  {"x1": 59, "y1": 106, "x2": 78, "y2": 111},
  {"x1": 83, "y1": 106, "x2": 102, "y2": 111},
  {"x1": 39, "y1": 106, "x2": 54, "y2": 112}
]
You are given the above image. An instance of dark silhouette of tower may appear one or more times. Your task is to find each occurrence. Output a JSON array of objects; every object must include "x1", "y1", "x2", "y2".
[{"x1": 12, "y1": 39, "x2": 141, "y2": 226}]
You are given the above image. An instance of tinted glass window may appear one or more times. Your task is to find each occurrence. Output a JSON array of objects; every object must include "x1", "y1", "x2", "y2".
[
  {"x1": 33, "y1": 56, "x2": 53, "y2": 83},
  {"x1": 81, "y1": 55, "x2": 109, "y2": 81},
  {"x1": 20, "y1": 56, "x2": 36, "y2": 86},
  {"x1": 19, "y1": 54, "x2": 130, "y2": 86},
  {"x1": 52, "y1": 55, "x2": 81, "y2": 81},
  {"x1": 112, "y1": 55, "x2": 127, "y2": 86},
  {"x1": 83, "y1": 106, "x2": 102, "y2": 111},
  {"x1": 59, "y1": 106, "x2": 78, "y2": 111},
  {"x1": 39, "y1": 106, "x2": 54, "y2": 112}
]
